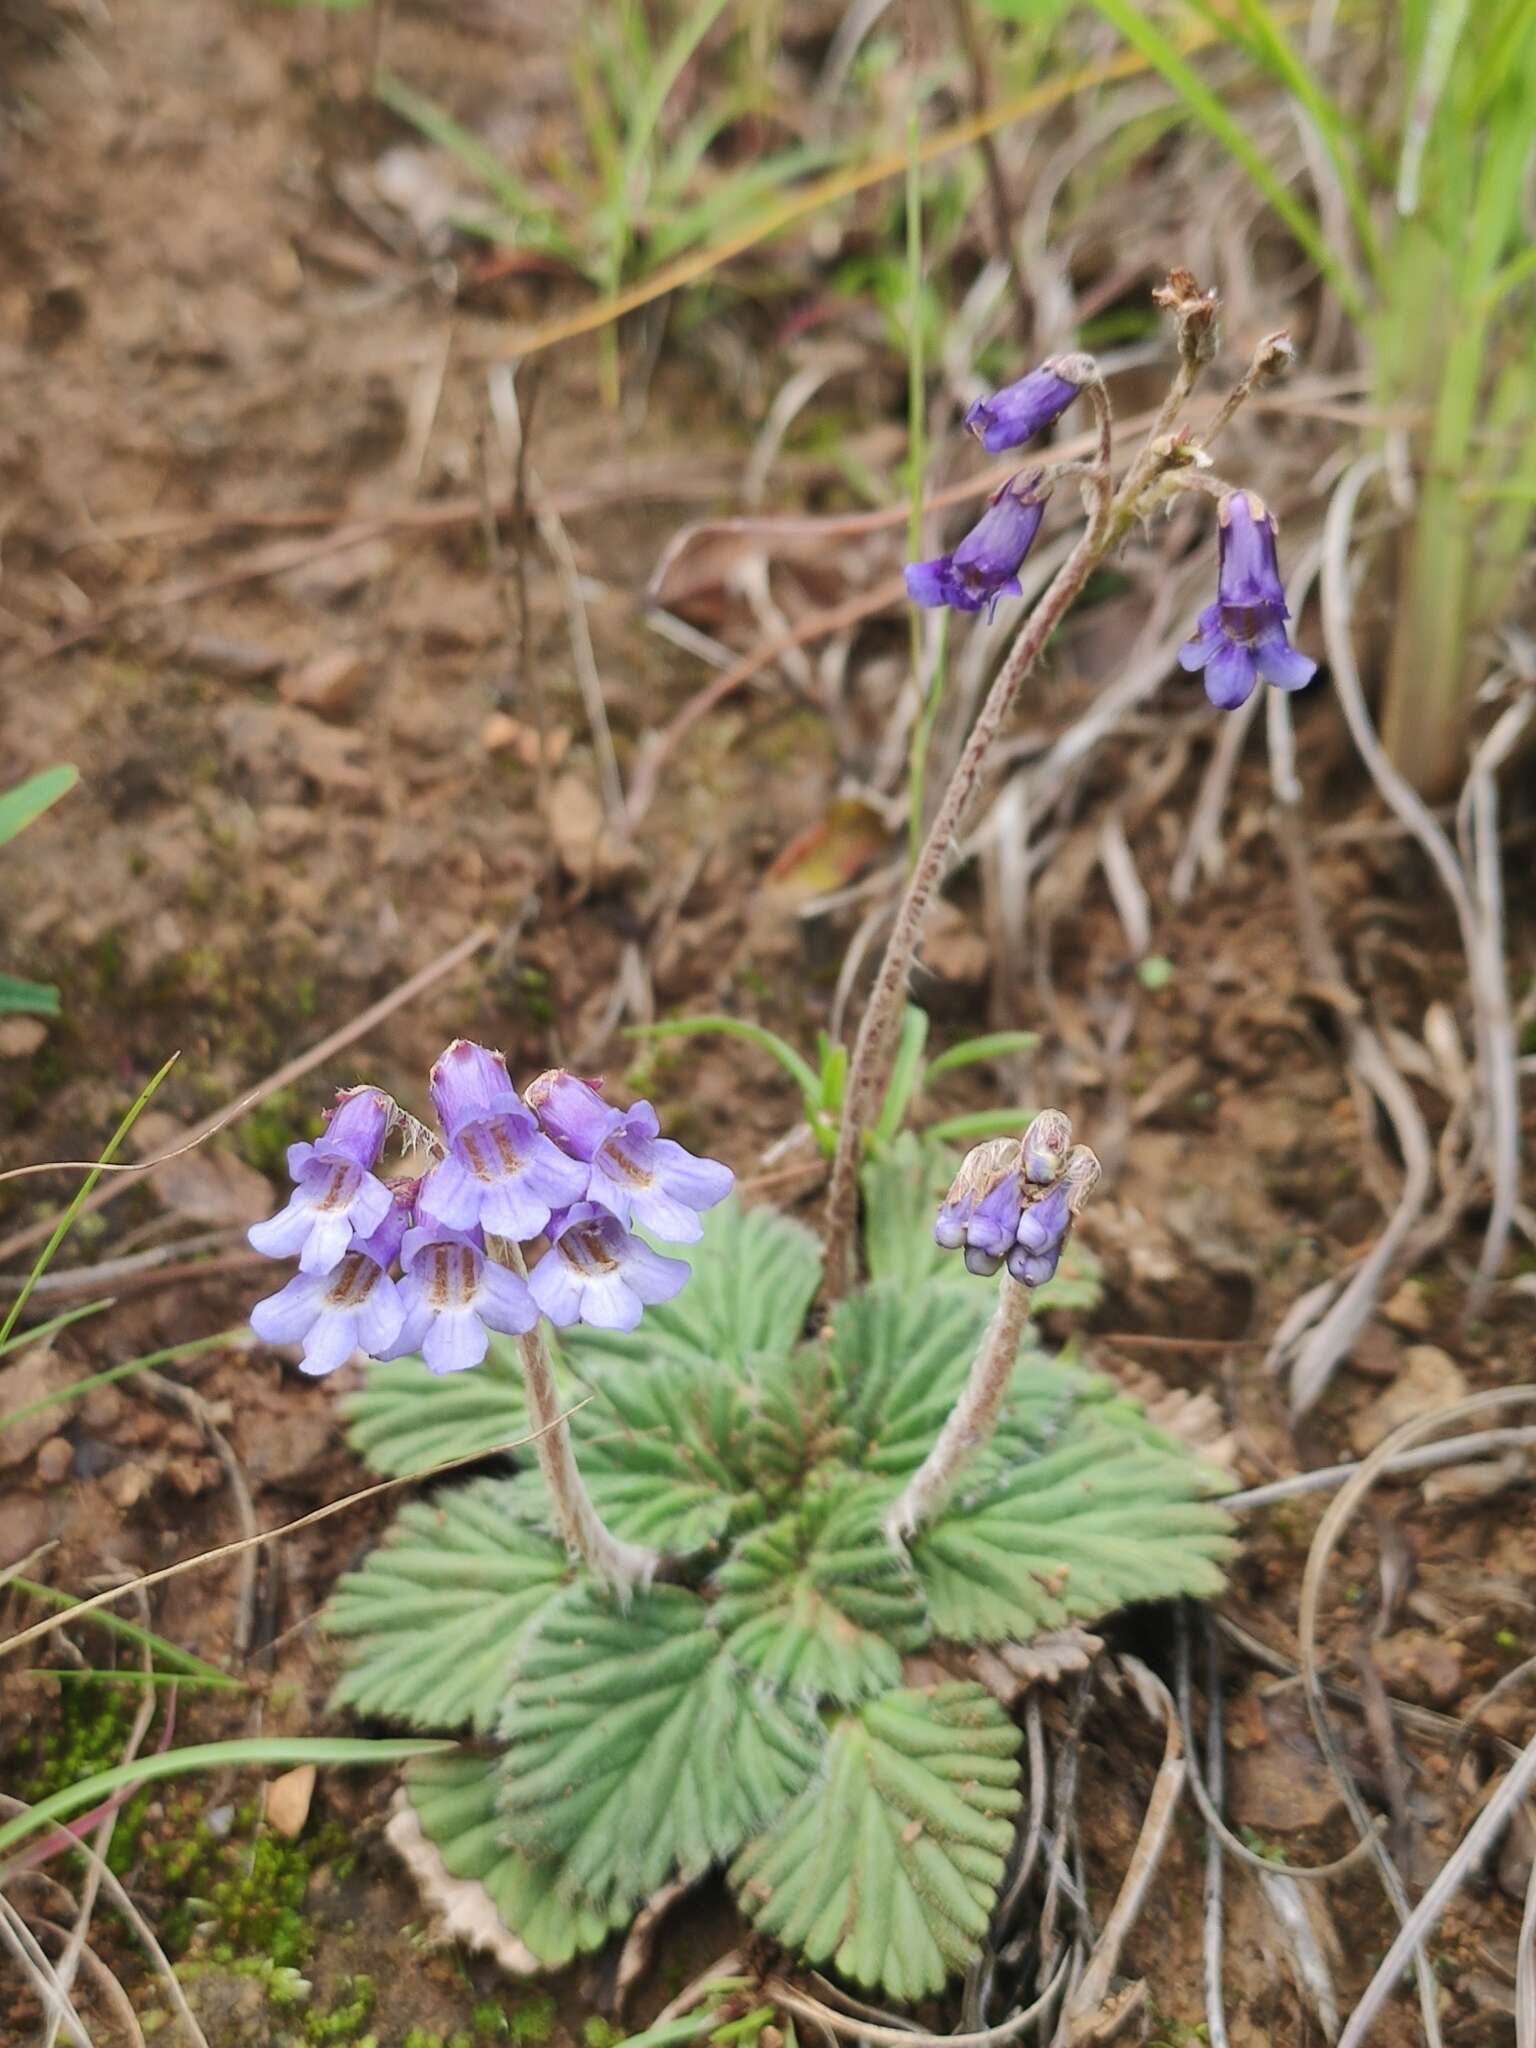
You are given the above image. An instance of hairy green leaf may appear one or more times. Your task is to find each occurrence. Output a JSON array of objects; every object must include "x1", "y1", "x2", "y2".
[
  {"x1": 560, "y1": 1200, "x2": 821, "y2": 1377},
  {"x1": 498, "y1": 1584, "x2": 822, "y2": 1912},
  {"x1": 830, "y1": 1281, "x2": 1086, "y2": 1480},
  {"x1": 514, "y1": 1357, "x2": 762, "y2": 1554},
  {"x1": 327, "y1": 1479, "x2": 570, "y2": 1733},
  {"x1": 342, "y1": 1337, "x2": 532, "y2": 1478},
  {"x1": 731, "y1": 1683, "x2": 1022, "y2": 2001},
  {"x1": 860, "y1": 1134, "x2": 955, "y2": 1289},
  {"x1": 712, "y1": 1482, "x2": 928, "y2": 1703},
  {"x1": 403, "y1": 1750, "x2": 622, "y2": 1968},
  {"x1": 911, "y1": 1422, "x2": 1235, "y2": 1643}
]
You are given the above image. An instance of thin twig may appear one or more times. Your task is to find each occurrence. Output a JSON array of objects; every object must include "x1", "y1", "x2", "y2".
[
  {"x1": 1339, "y1": 1731, "x2": 1536, "y2": 2047},
  {"x1": 0, "y1": 1401, "x2": 587, "y2": 1665},
  {"x1": 1224, "y1": 1426, "x2": 1536, "y2": 1510},
  {"x1": 1058, "y1": 1658, "x2": 1185, "y2": 2044},
  {"x1": 767, "y1": 1959, "x2": 1072, "y2": 2048},
  {"x1": 0, "y1": 1892, "x2": 91, "y2": 2048},
  {"x1": 2, "y1": 1798, "x2": 237, "y2": 2048}
]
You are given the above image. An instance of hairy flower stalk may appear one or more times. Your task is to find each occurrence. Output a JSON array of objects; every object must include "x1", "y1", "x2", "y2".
[
  {"x1": 500, "y1": 1236, "x2": 660, "y2": 1595},
  {"x1": 886, "y1": 1115, "x2": 1099, "y2": 1544},
  {"x1": 823, "y1": 273, "x2": 1291, "y2": 1297}
]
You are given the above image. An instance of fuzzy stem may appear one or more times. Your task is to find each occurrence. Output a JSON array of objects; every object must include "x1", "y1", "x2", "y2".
[
  {"x1": 502, "y1": 1245, "x2": 658, "y2": 1594},
  {"x1": 885, "y1": 1275, "x2": 1033, "y2": 1543},
  {"x1": 820, "y1": 377, "x2": 1114, "y2": 1298}
]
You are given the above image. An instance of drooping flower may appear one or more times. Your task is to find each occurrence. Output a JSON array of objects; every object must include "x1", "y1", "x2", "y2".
[
  {"x1": 1178, "y1": 491, "x2": 1317, "y2": 711},
  {"x1": 934, "y1": 1138, "x2": 1025, "y2": 1277},
  {"x1": 527, "y1": 1202, "x2": 689, "y2": 1331},
  {"x1": 964, "y1": 357, "x2": 1088, "y2": 453},
  {"x1": 417, "y1": 1039, "x2": 587, "y2": 1241},
  {"x1": 248, "y1": 1085, "x2": 395, "y2": 1276},
  {"x1": 248, "y1": 1195, "x2": 410, "y2": 1377},
  {"x1": 525, "y1": 1070, "x2": 733, "y2": 1243},
  {"x1": 905, "y1": 475, "x2": 1046, "y2": 617},
  {"x1": 385, "y1": 1223, "x2": 539, "y2": 1375}
]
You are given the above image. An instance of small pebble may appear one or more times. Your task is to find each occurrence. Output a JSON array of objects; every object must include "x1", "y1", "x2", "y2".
[{"x1": 34, "y1": 1436, "x2": 73, "y2": 1485}]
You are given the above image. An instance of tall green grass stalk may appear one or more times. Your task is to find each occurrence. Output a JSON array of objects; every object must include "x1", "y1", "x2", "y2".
[{"x1": 1080, "y1": 0, "x2": 1536, "y2": 794}]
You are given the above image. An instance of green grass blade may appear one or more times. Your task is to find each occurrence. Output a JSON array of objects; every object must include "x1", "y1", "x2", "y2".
[
  {"x1": 924, "y1": 1109, "x2": 1034, "y2": 1146},
  {"x1": 621, "y1": 0, "x2": 734, "y2": 190},
  {"x1": 0, "y1": 1737, "x2": 452, "y2": 1861},
  {"x1": 374, "y1": 73, "x2": 571, "y2": 246},
  {"x1": 0, "y1": 1053, "x2": 178, "y2": 1352},
  {"x1": 0, "y1": 766, "x2": 78, "y2": 849},
  {"x1": 7, "y1": 1579, "x2": 240, "y2": 1684},
  {"x1": 924, "y1": 1031, "x2": 1041, "y2": 1081},
  {"x1": 1081, "y1": 0, "x2": 1365, "y2": 320},
  {"x1": 0, "y1": 974, "x2": 61, "y2": 1017},
  {"x1": 0, "y1": 1329, "x2": 240, "y2": 1435},
  {"x1": 0, "y1": 1297, "x2": 114, "y2": 1363},
  {"x1": 874, "y1": 1005, "x2": 931, "y2": 1148},
  {"x1": 627, "y1": 1017, "x2": 821, "y2": 1107},
  {"x1": 23, "y1": 1668, "x2": 245, "y2": 1692}
]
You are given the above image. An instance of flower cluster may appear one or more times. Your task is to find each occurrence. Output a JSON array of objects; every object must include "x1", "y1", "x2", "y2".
[
  {"x1": 905, "y1": 333, "x2": 1317, "y2": 712},
  {"x1": 248, "y1": 1041, "x2": 734, "y2": 1377},
  {"x1": 906, "y1": 356, "x2": 1095, "y2": 618},
  {"x1": 934, "y1": 1109, "x2": 1100, "y2": 1288}
]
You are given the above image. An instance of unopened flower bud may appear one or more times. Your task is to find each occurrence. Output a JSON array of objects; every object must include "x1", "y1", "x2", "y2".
[
  {"x1": 934, "y1": 1138, "x2": 1023, "y2": 1262},
  {"x1": 1020, "y1": 1109, "x2": 1072, "y2": 1185}
]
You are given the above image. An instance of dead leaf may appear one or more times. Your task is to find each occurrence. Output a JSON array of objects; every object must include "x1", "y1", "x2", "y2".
[
  {"x1": 264, "y1": 1764, "x2": 316, "y2": 1839},
  {"x1": 764, "y1": 797, "x2": 887, "y2": 907},
  {"x1": 279, "y1": 648, "x2": 369, "y2": 720},
  {"x1": 482, "y1": 713, "x2": 571, "y2": 769},
  {"x1": 548, "y1": 772, "x2": 636, "y2": 887},
  {"x1": 385, "y1": 1790, "x2": 541, "y2": 1975}
]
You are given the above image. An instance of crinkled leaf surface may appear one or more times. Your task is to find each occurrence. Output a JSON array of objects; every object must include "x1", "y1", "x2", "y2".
[
  {"x1": 731, "y1": 1682, "x2": 1021, "y2": 2002},
  {"x1": 830, "y1": 1282, "x2": 1088, "y2": 1480},
  {"x1": 343, "y1": 1338, "x2": 532, "y2": 1479},
  {"x1": 327, "y1": 1478, "x2": 569, "y2": 1733},
  {"x1": 911, "y1": 1420, "x2": 1235, "y2": 1643},
  {"x1": 403, "y1": 1750, "x2": 622, "y2": 1968},
  {"x1": 559, "y1": 1200, "x2": 821, "y2": 1376},
  {"x1": 711, "y1": 1482, "x2": 928, "y2": 1703},
  {"x1": 497, "y1": 1584, "x2": 823, "y2": 1914},
  {"x1": 508, "y1": 1357, "x2": 762, "y2": 1555}
]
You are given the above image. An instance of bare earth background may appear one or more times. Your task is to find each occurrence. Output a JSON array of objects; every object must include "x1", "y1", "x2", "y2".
[{"x1": 2, "y1": 1, "x2": 1534, "y2": 2042}]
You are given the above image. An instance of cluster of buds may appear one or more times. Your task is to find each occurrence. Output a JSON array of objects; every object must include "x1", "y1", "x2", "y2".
[
  {"x1": 933, "y1": 1110, "x2": 1100, "y2": 1288},
  {"x1": 904, "y1": 327, "x2": 1318, "y2": 714},
  {"x1": 247, "y1": 1041, "x2": 733, "y2": 1377}
]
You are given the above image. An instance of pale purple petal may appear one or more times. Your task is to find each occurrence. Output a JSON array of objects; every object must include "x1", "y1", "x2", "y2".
[
  {"x1": 300, "y1": 1312, "x2": 361, "y2": 1378},
  {"x1": 626, "y1": 1184, "x2": 706, "y2": 1243},
  {"x1": 297, "y1": 1204, "x2": 362, "y2": 1277},
  {"x1": 620, "y1": 1240, "x2": 690, "y2": 1307},
  {"x1": 248, "y1": 1195, "x2": 318, "y2": 1261},
  {"x1": 377, "y1": 1287, "x2": 434, "y2": 1361},
  {"x1": 347, "y1": 1172, "x2": 393, "y2": 1241},
  {"x1": 285, "y1": 1141, "x2": 318, "y2": 1178},
  {"x1": 584, "y1": 1158, "x2": 637, "y2": 1229},
  {"x1": 527, "y1": 1250, "x2": 582, "y2": 1328},
  {"x1": 1255, "y1": 632, "x2": 1316, "y2": 691},
  {"x1": 905, "y1": 558, "x2": 958, "y2": 608},
  {"x1": 650, "y1": 1137, "x2": 733, "y2": 1212},
  {"x1": 477, "y1": 1260, "x2": 538, "y2": 1335},
  {"x1": 429, "y1": 1039, "x2": 522, "y2": 1141},
  {"x1": 417, "y1": 1155, "x2": 482, "y2": 1231},
  {"x1": 525, "y1": 1070, "x2": 623, "y2": 1161},
  {"x1": 574, "y1": 1272, "x2": 645, "y2": 1331},
  {"x1": 423, "y1": 1311, "x2": 489, "y2": 1375},
  {"x1": 250, "y1": 1273, "x2": 325, "y2": 1344},
  {"x1": 1178, "y1": 606, "x2": 1223, "y2": 673},
  {"x1": 354, "y1": 1273, "x2": 407, "y2": 1357},
  {"x1": 1203, "y1": 640, "x2": 1257, "y2": 711},
  {"x1": 317, "y1": 1087, "x2": 391, "y2": 1169}
]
